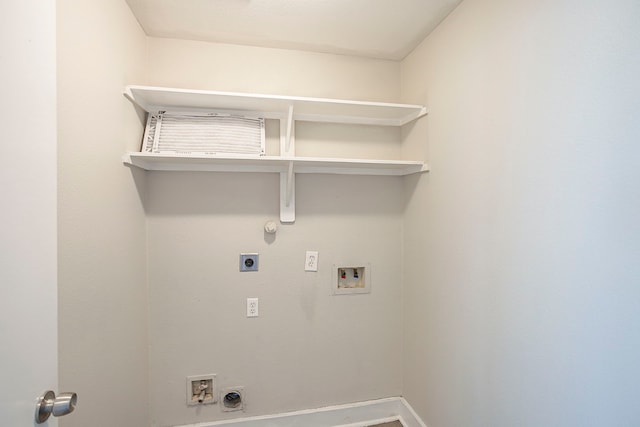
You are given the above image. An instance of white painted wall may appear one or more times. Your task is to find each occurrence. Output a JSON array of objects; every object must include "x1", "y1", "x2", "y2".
[
  {"x1": 401, "y1": 0, "x2": 640, "y2": 425},
  {"x1": 57, "y1": 1, "x2": 149, "y2": 426},
  {"x1": 147, "y1": 38, "x2": 401, "y2": 101},
  {"x1": 0, "y1": 0, "x2": 58, "y2": 424},
  {"x1": 53, "y1": 2, "x2": 640, "y2": 426},
  {"x1": 145, "y1": 39, "x2": 404, "y2": 426}
]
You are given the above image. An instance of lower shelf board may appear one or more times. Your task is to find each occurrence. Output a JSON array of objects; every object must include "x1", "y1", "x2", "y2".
[{"x1": 123, "y1": 152, "x2": 428, "y2": 176}]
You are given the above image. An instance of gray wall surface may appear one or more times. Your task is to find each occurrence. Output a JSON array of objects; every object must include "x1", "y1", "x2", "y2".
[
  {"x1": 401, "y1": 0, "x2": 640, "y2": 425},
  {"x1": 145, "y1": 39, "x2": 404, "y2": 426},
  {"x1": 55, "y1": 1, "x2": 640, "y2": 426},
  {"x1": 57, "y1": 1, "x2": 149, "y2": 426}
]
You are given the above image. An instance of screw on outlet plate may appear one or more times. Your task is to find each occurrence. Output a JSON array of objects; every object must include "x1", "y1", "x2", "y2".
[{"x1": 240, "y1": 253, "x2": 259, "y2": 271}]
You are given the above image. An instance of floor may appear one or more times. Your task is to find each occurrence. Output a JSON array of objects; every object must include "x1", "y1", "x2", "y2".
[{"x1": 368, "y1": 422, "x2": 403, "y2": 427}]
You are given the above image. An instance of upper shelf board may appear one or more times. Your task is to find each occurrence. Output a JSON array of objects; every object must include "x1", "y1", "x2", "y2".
[{"x1": 124, "y1": 85, "x2": 428, "y2": 127}]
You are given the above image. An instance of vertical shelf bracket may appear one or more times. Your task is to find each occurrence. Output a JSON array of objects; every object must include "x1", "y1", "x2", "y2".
[
  {"x1": 285, "y1": 105, "x2": 294, "y2": 155},
  {"x1": 280, "y1": 105, "x2": 295, "y2": 223},
  {"x1": 280, "y1": 161, "x2": 295, "y2": 223},
  {"x1": 286, "y1": 160, "x2": 294, "y2": 207}
]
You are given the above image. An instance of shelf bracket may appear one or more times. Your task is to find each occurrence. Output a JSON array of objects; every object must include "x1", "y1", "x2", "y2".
[
  {"x1": 285, "y1": 105, "x2": 294, "y2": 155},
  {"x1": 280, "y1": 161, "x2": 295, "y2": 223},
  {"x1": 280, "y1": 105, "x2": 295, "y2": 223},
  {"x1": 286, "y1": 160, "x2": 294, "y2": 207}
]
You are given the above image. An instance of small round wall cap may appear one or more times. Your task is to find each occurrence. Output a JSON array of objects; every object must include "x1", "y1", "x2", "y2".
[{"x1": 264, "y1": 220, "x2": 277, "y2": 234}]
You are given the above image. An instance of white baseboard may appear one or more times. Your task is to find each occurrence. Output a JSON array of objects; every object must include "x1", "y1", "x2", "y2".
[{"x1": 175, "y1": 397, "x2": 426, "y2": 427}]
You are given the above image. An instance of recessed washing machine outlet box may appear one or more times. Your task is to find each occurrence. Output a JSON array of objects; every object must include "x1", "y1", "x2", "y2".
[
  {"x1": 332, "y1": 263, "x2": 371, "y2": 295},
  {"x1": 186, "y1": 374, "x2": 217, "y2": 406},
  {"x1": 240, "y1": 253, "x2": 259, "y2": 271},
  {"x1": 220, "y1": 386, "x2": 245, "y2": 412}
]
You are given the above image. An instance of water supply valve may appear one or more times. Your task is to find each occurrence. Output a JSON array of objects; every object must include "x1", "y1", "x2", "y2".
[{"x1": 186, "y1": 375, "x2": 217, "y2": 406}]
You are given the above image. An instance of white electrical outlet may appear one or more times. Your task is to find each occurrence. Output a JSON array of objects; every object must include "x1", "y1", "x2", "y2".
[
  {"x1": 305, "y1": 251, "x2": 319, "y2": 272},
  {"x1": 247, "y1": 298, "x2": 259, "y2": 317}
]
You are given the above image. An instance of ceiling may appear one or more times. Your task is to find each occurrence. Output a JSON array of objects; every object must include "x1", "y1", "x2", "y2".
[{"x1": 125, "y1": 0, "x2": 463, "y2": 60}]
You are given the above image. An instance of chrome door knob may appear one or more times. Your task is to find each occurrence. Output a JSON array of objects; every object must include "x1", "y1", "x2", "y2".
[{"x1": 35, "y1": 390, "x2": 77, "y2": 423}]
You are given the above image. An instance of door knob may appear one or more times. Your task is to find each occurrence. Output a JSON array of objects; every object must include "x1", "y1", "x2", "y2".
[{"x1": 35, "y1": 390, "x2": 77, "y2": 423}]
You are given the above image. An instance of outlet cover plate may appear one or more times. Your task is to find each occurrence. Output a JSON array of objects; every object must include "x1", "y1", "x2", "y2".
[
  {"x1": 305, "y1": 251, "x2": 319, "y2": 271},
  {"x1": 247, "y1": 297, "x2": 259, "y2": 317}
]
